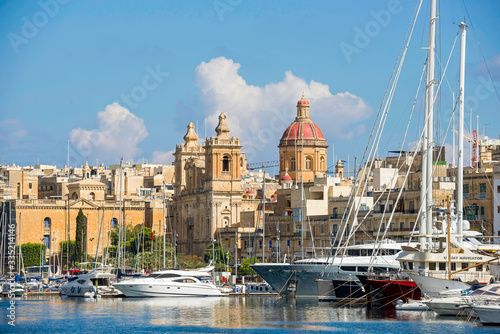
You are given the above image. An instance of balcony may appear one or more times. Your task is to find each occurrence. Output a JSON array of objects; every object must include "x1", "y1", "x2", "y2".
[{"x1": 478, "y1": 193, "x2": 487, "y2": 199}]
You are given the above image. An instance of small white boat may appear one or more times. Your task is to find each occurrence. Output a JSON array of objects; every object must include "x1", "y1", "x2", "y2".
[
  {"x1": 1, "y1": 282, "x2": 24, "y2": 297},
  {"x1": 112, "y1": 266, "x2": 222, "y2": 297},
  {"x1": 395, "y1": 299, "x2": 429, "y2": 311}
]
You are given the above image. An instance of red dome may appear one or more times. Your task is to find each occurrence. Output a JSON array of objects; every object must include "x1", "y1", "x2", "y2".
[
  {"x1": 281, "y1": 175, "x2": 292, "y2": 181},
  {"x1": 297, "y1": 97, "x2": 309, "y2": 106},
  {"x1": 280, "y1": 121, "x2": 325, "y2": 141},
  {"x1": 246, "y1": 189, "x2": 254, "y2": 194}
]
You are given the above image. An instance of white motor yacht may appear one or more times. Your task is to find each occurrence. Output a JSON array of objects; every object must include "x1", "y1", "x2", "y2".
[
  {"x1": 60, "y1": 264, "x2": 116, "y2": 298},
  {"x1": 470, "y1": 303, "x2": 500, "y2": 325},
  {"x1": 60, "y1": 273, "x2": 98, "y2": 298},
  {"x1": 424, "y1": 282, "x2": 500, "y2": 316},
  {"x1": 112, "y1": 267, "x2": 222, "y2": 297}
]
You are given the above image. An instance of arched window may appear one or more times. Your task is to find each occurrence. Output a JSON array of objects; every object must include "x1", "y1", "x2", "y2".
[
  {"x1": 89, "y1": 192, "x2": 95, "y2": 200},
  {"x1": 290, "y1": 158, "x2": 296, "y2": 170},
  {"x1": 44, "y1": 217, "x2": 51, "y2": 228},
  {"x1": 222, "y1": 155, "x2": 230, "y2": 172},
  {"x1": 111, "y1": 218, "x2": 118, "y2": 228},
  {"x1": 306, "y1": 157, "x2": 312, "y2": 170},
  {"x1": 72, "y1": 192, "x2": 78, "y2": 200}
]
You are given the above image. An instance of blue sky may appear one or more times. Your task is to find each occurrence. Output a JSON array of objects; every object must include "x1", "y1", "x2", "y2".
[{"x1": 1, "y1": 0, "x2": 499, "y2": 174}]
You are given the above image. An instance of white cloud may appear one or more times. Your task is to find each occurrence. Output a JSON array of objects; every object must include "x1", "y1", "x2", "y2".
[
  {"x1": 69, "y1": 103, "x2": 148, "y2": 163},
  {"x1": 151, "y1": 150, "x2": 174, "y2": 164},
  {"x1": 189, "y1": 57, "x2": 372, "y2": 160},
  {"x1": 0, "y1": 119, "x2": 27, "y2": 141}
]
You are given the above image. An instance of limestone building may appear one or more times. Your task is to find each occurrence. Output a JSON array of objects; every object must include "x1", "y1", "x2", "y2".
[{"x1": 171, "y1": 113, "x2": 259, "y2": 256}]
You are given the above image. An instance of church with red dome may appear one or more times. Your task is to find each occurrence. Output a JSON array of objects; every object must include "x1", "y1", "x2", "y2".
[{"x1": 279, "y1": 94, "x2": 328, "y2": 183}]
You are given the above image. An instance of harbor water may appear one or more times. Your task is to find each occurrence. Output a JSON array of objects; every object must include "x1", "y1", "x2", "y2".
[{"x1": 1, "y1": 295, "x2": 498, "y2": 333}]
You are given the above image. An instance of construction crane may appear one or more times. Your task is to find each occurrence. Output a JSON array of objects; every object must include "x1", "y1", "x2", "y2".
[
  {"x1": 246, "y1": 160, "x2": 279, "y2": 171},
  {"x1": 453, "y1": 129, "x2": 478, "y2": 167}
]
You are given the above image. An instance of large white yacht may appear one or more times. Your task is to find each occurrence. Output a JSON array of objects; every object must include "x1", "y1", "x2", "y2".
[
  {"x1": 251, "y1": 240, "x2": 414, "y2": 298},
  {"x1": 112, "y1": 267, "x2": 222, "y2": 297}
]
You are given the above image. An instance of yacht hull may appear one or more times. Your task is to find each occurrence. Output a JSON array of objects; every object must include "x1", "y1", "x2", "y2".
[
  {"x1": 114, "y1": 282, "x2": 222, "y2": 297},
  {"x1": 251, "y1": 264, "x2": 357, "y2": 298},
  {"x1": 471, "y1": 305, "x2": 500, "y2": 325}
]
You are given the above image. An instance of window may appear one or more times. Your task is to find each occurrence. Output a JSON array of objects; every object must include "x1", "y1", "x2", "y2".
[
  {"x1": 222, "y1": 156, "x2": 230, "y2": 172},
  {"x1": 320, "y1": 224, "x2": 324, "y2": 234},
  {"x1": 408, "y1": 262, "x2": 414, "y2": 270},
  {"x1": 451, "y1": 263, "x2": 456, "y2": 271},
  {"x1": 399, "y1": 222, "x2": 404, "y2": 231},
  {"x1": 17, "y1": 183, "x2": 20, "y2": 199},
  {"x1": 476, "y1": 264, "x2": 483, "y2": 271},
  {"x1": 463, "y1": 184, "x2": 469, "y2": 199},
  {"x1": 298, "y1": 240, "x2": 301, "y2": 248},
  {"x1": 439, "y1": 263, "x2": 446, "y2": 271},
  {"x1": 111, "y1": 218, "x2": 118, "y2": 228},
  {"x1": 259, "y1": 240, "x2": 262, "y2": 249},
  {"x1": 89, "y1": 192, "x2": 95, "y2": 200},
  {"x1": 268, "y1": 240, "x2": 272, "y2": 249},
  {"x1": 429, "y1": 262, "x2": 436, "y2": 270},
  {"x1": 44, "y1": 217, "x2": 51, "y2": 228},
  {"x1": 498, "y1": 206, "x2": 500, "y2": 214},
  {"x1": 290, "y1": 158, "x2": 296, "y2": 170},
  {"x1": 72, "y1": 192, "x2": 78, "y2": 200},
  {"x1": 29, "y1": 183, "x2": 32, "y2": 189},
  {"x1": 44, "y1": 235, "x2": 50, "y2": 249},
  {"x1": 320, "y1": 156, "x2": 325, "y2": 170},
  {"x1": 305, "y1": 157, "x2": 312, "y2": 170},
  {"x1": 332, "y1": 224, "x2": 337, "y2": 234},
  {"x1": 402, "y1": 262, "x2": 408, "y2": 270},
  {"x1": 286, "y1": 239, "x2": 290, "y2": 248},
  {"x1": 479, "y1": 183, "x2": 487, "y2": 198},
  {"x1": 461, "y1": 263, "x2": 469, "y2": 271},
  {"x1": 498, "y1": 185, "x2": 500, "y2": 193}
]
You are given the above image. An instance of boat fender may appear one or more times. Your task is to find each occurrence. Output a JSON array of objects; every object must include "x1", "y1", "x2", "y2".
[
  {"x1": 78, "y1": 286, "x2": 81, "y2": 293},
  {"x1": 71, "y1": 286, "x2": 75, "y2": 293}
]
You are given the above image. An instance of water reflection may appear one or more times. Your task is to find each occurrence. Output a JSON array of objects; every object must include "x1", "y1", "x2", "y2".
[{"x1": 0, "y1": 295, "x2": 489, "y2": 333}]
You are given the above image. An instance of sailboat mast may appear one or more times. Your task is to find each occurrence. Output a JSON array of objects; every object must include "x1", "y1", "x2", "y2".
[
  {"x1": 457, "y1": 21, "x2": 467, "y2": 240},
  {"x1": 117, "y1": 158, "x2": 123, "y2": 270},
  {"x1": 425, "y1": 0, "x2": 437, "y2": 250}
]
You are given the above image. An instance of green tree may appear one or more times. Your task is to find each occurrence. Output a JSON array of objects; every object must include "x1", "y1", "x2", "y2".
[
  {"x1": 16, "y1": 243, "x2": 46, "y2": 268},
  {"x1": 75, "y1": 209, "x2": 86, "y2": 262},
  {"x1": 238, "y1": 257, "x2": 261, "y2": 276},
  {"x1": 204, "y1": 242, "x2": 232, "y2": 270},
  {"x1": 177, "y1": 254, "x2": 205, "y2": 269},
  {"x1": 58, "y1": 240, "x2": 76, "y2": 268},
  {"x1": 107, "y1": 223, "x2": 173, "y2": 271}
]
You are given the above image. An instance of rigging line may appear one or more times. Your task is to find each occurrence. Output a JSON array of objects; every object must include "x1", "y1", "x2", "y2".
[
  {"x1": 432, "y1": 31, "x2": 459, "y2": 107},
  {"x1": 369, "y1": 62, "x2": 427, "y2": 266},
  {"x1": 328, "y1": 0, "x2": 424, "y2": 269},
  {"x1": 341, "y1": 0, "x2": 424, "y2": 257},
  {"x1": 434, "y1": 31, "x2": 459, "y2": 100},
  {"x1": 336, "y1": 0, "x2": 422, "y2": 235},
  {"x1": 468, "y1": 32, "x2": 500, "y2": 110}
]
